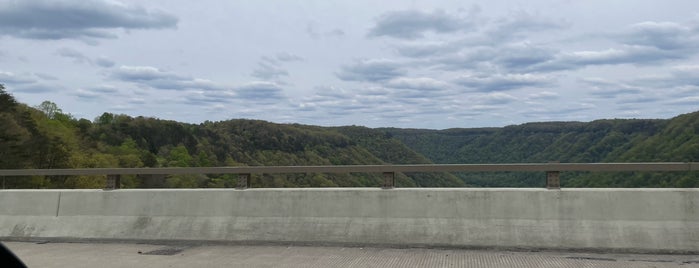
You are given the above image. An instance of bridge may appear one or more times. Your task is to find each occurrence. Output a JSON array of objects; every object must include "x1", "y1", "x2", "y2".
[{"x1": 1, "y1": 163, "x2": 698, "y2": 267}]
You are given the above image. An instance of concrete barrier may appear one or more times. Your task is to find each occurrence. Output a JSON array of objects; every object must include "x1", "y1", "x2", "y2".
[{"x1": 1, "y1": 188, "x2": 698, "y2": 253}]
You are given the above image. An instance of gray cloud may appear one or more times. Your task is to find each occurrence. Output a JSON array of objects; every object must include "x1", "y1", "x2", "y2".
[
  {"x1": 251, "y1": 53, "x2": 303, "y2": 81},
  {"x1": 0, "y1": 0, "x2": 177, "y2": 41},
  {"x1": 476, "y1": 92, "x2": 518, "y2": 105},
  {"x1": 181, "y1": 90, "x2": 235, "y2": 105},
  {"x1": 494, "y1": 43, "x2": 557, "y2": 70},
  {"x1": 91, "y1": 85, "x2": 119, "y2": 94},
  {"x1": 616, "y1": 96, "x2": 662, "y2": 104},
  {"x1": 251, "y1": 61, "x2": 289, "y2": 80},
  {"x1": 453, "y1": 73, "x2": 553, "y2": 92},
  {"x1": 336, "y1": 59, "x2": 405, "y2": 82},
  {"x1": 112, "y1": 65, "x2": 225, "y2": 91},
  {"x1": 74, "y1": 89, "x2": 101, "y2": 99},
  {"x1": 487, "y1": 11, "x2": 569, "y2": 42},
  {"x1": 94, "y1": 57, "x2": 115, "y2": 68},
  {"x1": 235, "y1": 81, "x2": 285, "y2": 102},
  {"x1": 629, "y1": 65, "x2": 699, "y2": 89},
  {"x1": 530, "y1": 46, "x2": 685, "y2": 72},
  {"x1": 391, "y1": 17, "x2": 699, "y2": 74},
  {"x1": 33, "y1": 73, "x2": 58, "y2": 80},
  {"x1": 56, "y1": 47, "x2": 116, "y2": 68},
  {"x1": 306, "y1": 22, "x2": 345, "y2": 39},
  {"x1": 385, "y1": 77, "x2": 449, "y2": 91},
  {"x1": 527, "y1": 91, "x2": 559, "y2": 101},
  {"x1": 56, "y1": 47, "x2": 91, "y2": 63},
  {"x1": 621, "y1": 21, "x2": 698, "y2": 51},
  {"x1": 74, "y1": 85, "x2": 121, "y2": 99},
  {"x1": 394, "y1": 41, "x2": 462, "y2": 58},
  {"x1": 368, "y1": 9, "x2": 471, "y2": 39},
  {"x1": 12, "y1": 83, "x2": 60, "y2": 93},
  {"x1": 667, "y1": 96, "x2": 699, "y2": 106},
  {"x1": 0, "y1": 71, "x2": 38, "y2": 84},
  {"x1": 275, "y1": 52, "x2": 304, "y2": 62},
  {"x1": 525, "y1": 20, "x2": 699, "y2": 72},
  {"x1": 582, "y1": 78, "x2": 643, "y2": 98}
]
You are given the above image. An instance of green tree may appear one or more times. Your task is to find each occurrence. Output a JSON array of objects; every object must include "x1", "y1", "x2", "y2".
[{"x1": 35, "y1": 101, "x2": 63, "y2": 119}]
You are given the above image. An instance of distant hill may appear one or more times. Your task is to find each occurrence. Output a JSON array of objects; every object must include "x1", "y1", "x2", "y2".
[
  {"x1": 384, "y1": 112, "x2": 698, "y2": 187},
  {"x1": 1, "y1": 83, "x2": 697, "y2": 188}
]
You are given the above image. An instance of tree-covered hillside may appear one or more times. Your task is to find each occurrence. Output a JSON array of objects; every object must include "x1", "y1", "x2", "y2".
[
  {"x1": 0, "y1": 84, "x2": 458, "y2": 188},
  {"x1": 1, "y1": 83, "x2": 698, "y2": 188},
  {"x1": 385, "y1": 114, "x2": 699, "y2": 187}
]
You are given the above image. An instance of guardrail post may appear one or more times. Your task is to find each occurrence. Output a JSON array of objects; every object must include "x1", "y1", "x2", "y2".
[
  {"x1": 236, "y1": 173, "x2": 250, "y2": 189},
  {"x1": 546, "y1": 171, "x2": 560, "y2": 189},
  {"x1": 546, "y1": 161, "x2": 560, "y2": 189},
  {"x1": 105, "y1": 174, "x2": 121, "y2": 190},
  {"x1": 382, "y1": 172, "x2": 395, "y2": 189}
]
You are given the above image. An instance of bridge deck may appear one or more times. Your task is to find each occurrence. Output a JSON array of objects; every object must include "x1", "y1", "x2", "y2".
[{"x1": 5, "y1": 241, "x2": 698, "y2": 268}]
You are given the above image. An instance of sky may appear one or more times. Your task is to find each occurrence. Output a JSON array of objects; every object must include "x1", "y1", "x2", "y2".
[{"x1": 1, "y1": 0, "x2": 698, "y2": 129}]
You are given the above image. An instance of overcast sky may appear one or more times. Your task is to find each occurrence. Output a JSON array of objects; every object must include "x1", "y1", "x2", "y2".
[{"x1": 1, "y1": 0, "x2": 698, "y2": 129}]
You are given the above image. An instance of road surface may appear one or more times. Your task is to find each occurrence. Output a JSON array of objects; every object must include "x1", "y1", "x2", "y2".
[{"x1": 5, "y1": 241, "x2": 699, "y2": 268}]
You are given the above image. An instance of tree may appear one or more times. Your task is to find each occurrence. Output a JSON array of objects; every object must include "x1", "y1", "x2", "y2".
[
  {"x1": 35, "y1": 101, "x2": 63, "y2": 119},
  {"x1": 0, "y1": 84, "x2": 19, "y2": 113}
]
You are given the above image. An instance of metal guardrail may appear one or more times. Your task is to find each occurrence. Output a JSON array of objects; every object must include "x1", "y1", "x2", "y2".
[{"x1": 0, "y1": 162, "x2": 697, "y2": 190}]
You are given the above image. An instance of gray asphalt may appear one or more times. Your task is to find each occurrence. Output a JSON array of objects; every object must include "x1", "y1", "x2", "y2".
[{"x1": 5, "y1": 241, "x2": 699, "y2": 268}]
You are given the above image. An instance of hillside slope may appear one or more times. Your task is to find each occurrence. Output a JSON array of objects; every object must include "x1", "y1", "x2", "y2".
[{"x1": 386, "y1": 112, "x2": 698, "y2": 187}]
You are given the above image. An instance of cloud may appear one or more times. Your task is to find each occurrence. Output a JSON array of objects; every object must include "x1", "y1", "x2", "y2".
[
  {"x1": 250, "y1": 53, "x2": 303, "y2": 81},
  {"x1": 306, "y1": 22, "x2": 345, "y2": 39},
  {"x1": 94, "y1": 57, "x2": 115, "y2": 68},
  {"x1": 616, "y1": 96, "x2": 662, "y2": 104},
  {"x1": 74, "y1": 89, "x2": 102, "y2": 99},
  {"x1": 235, "y1": 81, "x2": 285, "y2": 102},
  {"x1": 56, "y1": 47, "x2": 115, "y2": 68},
  {"x1": 12, "y1": 83, "x2": 60, "y2": 93},
  {"x1": 524, "y1": 20, "x2": 699, "y2": 72},
  {"x1": 73, "y1": 85, "x2": 121, "y2": 99},
  {"x1": 184, "y1": 82, "x2": 287, "y2": 106},
  {"x1": 530, "y1": 45, "x2": 685, "y2": 72},
  {"x1": 112, "y1": 65, "x2": 225, "y2": 91},
  {"x1": 181, "y1": 90, "x2": 235, "y2": 105},
  {"x1": 336, "y1": 59, "x2": 405, "y2": 82},
  {"x1": 251, "y1": 61, "x2": 289, "y2": 80},
  {"x1": 453, "y1": 73, "x2": 553, "y2": 92},
  {"x1": 394, "y1": 41, "x2": 463, "y2": 58},
  {"x1": 487, "y1": 11, "x2": 569, "y2": 42},
  {"x1": 33, "y1": 73, "x2": 59, "y2": 80},
  {"x1": 0, "y1": 0, "x2": 178, "y2": 41},
  {"x1": 527, "y1": 91, "x2": 559, "y2": 100},
  {"x1": 628, "y1": 65, "x2": 699, "y2": 89},
  {"x1": 55, "y1": 47, "x2": 91, "y2": 64},
  {"x1": 494, "y1": 43, "x2": 557, "y2": 70},
  {"x1": 477, "y1": 92, "x2": 517, "y2": 105},
  {"x1": 622, "y1": 21, "x2": 698, "y2": 51},
  {"x1": 367, "y1": 9, "x2": 471, "y2": 39},
  {"x1": 667, "y1": 96, "x2": 699, "y2": 106},
  {"x1": 582, "y1": 78, "x2": 643, "y2": 98},
  {"x1": 385, "y1": 77, "x2": 449, "y2": 91},
  {"x1": 275, "y1": 52, "x2": 304, "y2": 62},
  {"x1": 0, "y1": 71, "x2": 38, "y2": 84}
]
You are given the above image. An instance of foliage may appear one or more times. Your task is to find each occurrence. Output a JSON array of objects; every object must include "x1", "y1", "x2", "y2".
[{"x1": 1, "y1": 84, "x2": 697, "y2": 188}]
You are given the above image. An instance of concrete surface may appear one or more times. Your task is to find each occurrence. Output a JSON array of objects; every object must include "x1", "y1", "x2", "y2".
[
  {"x1": 5, "y1": 241, "x2": 699, "y2": 268},
  {"x1": 1, "y1": 188, "x2": 699, "y2": 253}
]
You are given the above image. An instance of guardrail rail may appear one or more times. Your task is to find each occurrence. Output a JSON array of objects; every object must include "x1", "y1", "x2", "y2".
[{"x1": 1, "y1": 162, "x2": 697, "y2": 190}]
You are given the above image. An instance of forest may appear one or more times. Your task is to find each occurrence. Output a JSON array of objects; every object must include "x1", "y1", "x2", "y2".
[{"x1": 1, "y1": 84, "x2": 698, "y2": 188}]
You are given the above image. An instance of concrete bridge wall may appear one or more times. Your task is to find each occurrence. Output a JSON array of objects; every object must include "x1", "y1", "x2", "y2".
[{"x1": 1, "y1": 188, "x2": 698, "y2": 253}]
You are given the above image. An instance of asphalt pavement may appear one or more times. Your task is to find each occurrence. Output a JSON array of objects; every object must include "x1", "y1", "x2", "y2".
[{"x1": 5, "y1": 241, "x2": 699, "y2": 268}]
